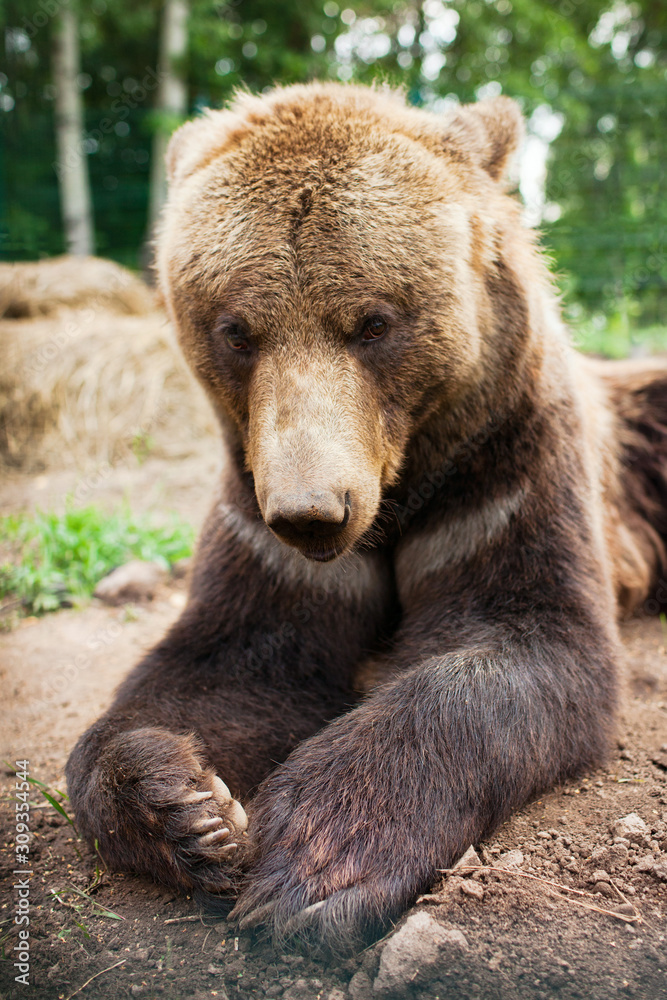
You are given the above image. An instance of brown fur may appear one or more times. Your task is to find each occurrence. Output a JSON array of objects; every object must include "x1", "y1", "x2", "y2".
[{"x1": 66, "y1": 83, "x2": 667, "y2": 954}]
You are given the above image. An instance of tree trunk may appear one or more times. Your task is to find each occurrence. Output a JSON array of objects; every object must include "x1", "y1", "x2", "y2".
[
  {"x1": 147, "y1": 0, "x2": 189, "y2": 240},
  {"x1": 52, "y1": 7, "x2": 94, "y2": 256}
]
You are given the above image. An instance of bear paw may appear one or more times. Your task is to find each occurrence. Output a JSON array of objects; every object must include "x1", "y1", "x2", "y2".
[
  {"x1": 231, "y1": 868, "x2": 402, "y2": 956},
  {"x1": 140, "y1": 767, "x2": 249, "y2": 898},
  {"x1": 83, "y1": 728, "x2": 249, "y2": 898},
  {"x1": 228, "y1": 772, "x2": 411, "y2": 953},
  {"x1": 162, "y1": 773, "x2": 248, "y2": 873}
]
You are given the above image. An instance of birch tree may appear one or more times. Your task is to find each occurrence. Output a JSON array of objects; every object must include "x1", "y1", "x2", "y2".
[
  {"x1": 52, "y1": 5, "x2": 94, "y2": 255},
  {"x1": 147, "y1": 0, "x2": 188, "y2": 237}
]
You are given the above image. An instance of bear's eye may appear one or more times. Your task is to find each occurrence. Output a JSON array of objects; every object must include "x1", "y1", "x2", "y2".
[
  {"x1": 224, "y1": 324, "x2": 251, "y2": 353},
  {"x1": 361, "y1": 315, "x2": 388, "y2": 341}
]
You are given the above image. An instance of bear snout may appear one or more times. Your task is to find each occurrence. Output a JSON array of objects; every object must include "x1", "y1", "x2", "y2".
[{"x1": 264, "y1": 488, "x2": 352, "y2": 559}]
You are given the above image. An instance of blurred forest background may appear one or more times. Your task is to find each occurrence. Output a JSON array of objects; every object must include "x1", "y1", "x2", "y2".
[{"x1": 1, "y1": 0, "x2": 666, "y2": 356}]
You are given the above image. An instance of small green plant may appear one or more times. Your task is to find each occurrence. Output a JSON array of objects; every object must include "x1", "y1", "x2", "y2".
[
  {"x1": 4, "y1": 760, "x2": 82, "y2": 854},
  {"x1": 50, "y1": 882, "x2": 124, "y2": 924},
  {"x1": 28, "y1": 775, "x2": 78, "y2": 831},
  {"x1": 0, "y1": 502, "x2": 194, "y2": 615},
  {"x1": 660, "y1": 612, "x2": 667, "y2": 648},
  {"x1": 130, "y1": 430, "x2": 155, "y2": 465}
]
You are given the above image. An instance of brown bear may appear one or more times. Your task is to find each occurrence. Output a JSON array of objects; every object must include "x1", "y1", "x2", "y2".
[{"x1": 66, "y1": 83, "x2": 667, "y2": 955}]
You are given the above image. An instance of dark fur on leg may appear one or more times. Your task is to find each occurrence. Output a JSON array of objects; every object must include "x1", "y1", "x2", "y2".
[
  {"x1": 232, "y1": 624, "x2": 616, "y2": 955},
  {"x1": 599, "y1": 359, "x2": 667, "y2": 564}
]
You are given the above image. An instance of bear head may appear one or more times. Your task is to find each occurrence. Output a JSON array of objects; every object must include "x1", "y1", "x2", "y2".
[{"x1": 157, "y1": 83, "x2": 534, "y2": 562}]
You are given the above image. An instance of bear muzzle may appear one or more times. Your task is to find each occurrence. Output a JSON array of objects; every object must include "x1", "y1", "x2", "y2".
[{"x1": 264, "y1": 489, "x2": 352, "y2": 561}]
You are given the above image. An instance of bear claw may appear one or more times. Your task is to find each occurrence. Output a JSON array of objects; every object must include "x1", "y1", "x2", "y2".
[
  {"x1": 180, "y1": 788, "x2": 214, "y2": 804},
  {"x1": 233, "y1": 900, "x2": 277, "y2": 930},
  {"x1": 226, "y1": 797, "x2": 248, "y2": 833},
  {"x1": 282, "y1": 899, "x2": 327, "y2": 938},
  {"x1": 191, "y1": 815, "x2": 226, "y2": 834},
  {"x1": 198, "y1": 826, "x2": 231, "y2": 847},
  {"x1": 210, "y1": 775, "x2": 233, "y2": 804},
  {"x1": 167, "y1": 771, "x2": 248, "y2": 873}
]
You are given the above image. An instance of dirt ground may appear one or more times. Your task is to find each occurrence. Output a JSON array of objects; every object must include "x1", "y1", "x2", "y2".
[{"x1": 1, "y1": 452, "x2": 667, "y2": 1000}]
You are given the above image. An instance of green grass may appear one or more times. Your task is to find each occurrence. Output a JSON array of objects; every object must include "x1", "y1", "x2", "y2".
[
  {"x1": 574, "y1": 321, "x2": 667, "y2": 359},
  {"x1": 0, "y1": 502, "x2": 194, "y2": 615},
  {"x1": 567, "y1": 302, "x2": 667, "y2": 359}
]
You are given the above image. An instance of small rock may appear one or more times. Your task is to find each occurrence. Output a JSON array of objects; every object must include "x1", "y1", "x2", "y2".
[
  {"x1": 94, "y1": 560, "x2": 167, "y2": 604},
  {"x1": 589, "y1": 869, "x2": 610, "y2": 883},
  {"x1": 283, "y1": 980, "x2": 314, "y2": 1000},
  {"x1": 611, "y1": 814, "x2": 649, "y2": 844},
  {"x1": 327, "y1": 991, "x2": 347, "y2": 1000},
  {"x1": 460, "y1": 880, "x2": 484, "y2": 900},
  {"x1": 592, "y1": 881, "x2": 616, "y2": 898},
  {"x1": 620, "y1": 749, "x2": 633, "y2": 761},
  {"x1": 374, "y1": 912, "x2": 468, "y2": 996},
  {"x1": 453, "y1": 845, "x2": 482, "y2": 871},
  {"x1": 361, "y1": 948, "x2": 380, "y2": 977},
  {"x1": 348, "y1": 968, "x2": 374, "y2": 1000},
  {"x1": 171, "y1": 557, "x2": 192, "y2": 579},
  {"x1": 130, "y1": 988, "x2": 144, "y2": 997},
  {"x1": 635, "y1": 855, "x2": 667, "y2": 880},
  {"x1": 133, "y1": 948, "x2": 150, "y2": 961},
  {"x1": 488, "y1": 951, "x2": 503, "y2": 971},
  {"x1": 587, "y1": 844, "x2": 628, "y2": 872},
  {"x1": 496, "y1": 849, "x2": 524, "y2": 869},
  {"x1": 419, "y1": 874, "x2": 463, "y2": 901},
  {"x1": 645, "y1": 945, "x2": 663, "y2": 964}
]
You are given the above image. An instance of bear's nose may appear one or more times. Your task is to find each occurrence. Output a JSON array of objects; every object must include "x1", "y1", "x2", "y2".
[{"x1": 265, "y1": 490, "x2": 351, "y2": 539}]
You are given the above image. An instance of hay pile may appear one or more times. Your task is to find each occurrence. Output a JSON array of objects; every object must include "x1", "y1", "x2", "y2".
[
  {"x1": 0, "y1": 255, "x2": 156, "y2": 319},
  {"x1": 1, "y1": 256, "x2": 216, "y2": 470}
]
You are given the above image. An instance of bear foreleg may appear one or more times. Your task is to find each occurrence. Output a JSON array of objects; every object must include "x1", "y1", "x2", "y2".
[
  {"x1": 232, "y1": 620, "x2": 618, "y2": 953},
  {"x1": 65, "y1": 503, "x2": 392, "y2": 903}
]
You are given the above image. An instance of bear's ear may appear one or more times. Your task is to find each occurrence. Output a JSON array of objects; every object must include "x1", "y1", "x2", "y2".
[
  {"x1": 165, "y1": 109, "x2": 242, "y2": 187},
  {"x1": 441, "y1": 96, "x2": 524, "y2": 181}
]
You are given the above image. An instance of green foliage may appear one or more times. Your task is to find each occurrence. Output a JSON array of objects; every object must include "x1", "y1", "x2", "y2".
[
  {"x1": 569, "y1": 309, "x2": 667, "y2": 359},
  {"x1": 0, "y1": 503, "x2": 194, "y2": 615},
  {"x1": 50, "y1": 883, "x2": 125, "y2": 922},
  {"x1": 189, "y1": 0, "x2": 335, "y2": 95},
  {"x1": 1, "y1": 0, "x2": 665, "y2": 350}
]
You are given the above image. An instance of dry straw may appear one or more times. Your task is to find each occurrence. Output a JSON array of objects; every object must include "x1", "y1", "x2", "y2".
[{"x1": 0, "y1": 257, "x2": 216, "y2": 470}]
